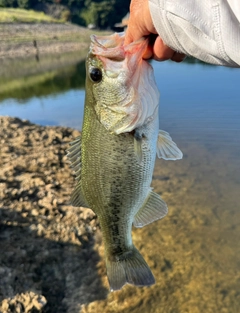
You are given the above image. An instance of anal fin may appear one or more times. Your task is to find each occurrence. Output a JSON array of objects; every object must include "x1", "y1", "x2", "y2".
[{"x1": 133, "y1": 191, "x2": 168, "y2": 228}]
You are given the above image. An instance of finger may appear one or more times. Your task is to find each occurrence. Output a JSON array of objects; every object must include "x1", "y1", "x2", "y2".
[
  {"x1": 153, "y1": 36, "x2": 175, "y2": 61},
  {"x1": 143, "y1": 45, "x2": 153, "y2": 59},
  {"x1": 171, "y1": 52, "x2": 186, "y2": 63}
]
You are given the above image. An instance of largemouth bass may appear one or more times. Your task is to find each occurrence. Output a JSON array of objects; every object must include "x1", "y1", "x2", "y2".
[{"x1": 67, "y1": 33, "x2": 182, "y2": 291}]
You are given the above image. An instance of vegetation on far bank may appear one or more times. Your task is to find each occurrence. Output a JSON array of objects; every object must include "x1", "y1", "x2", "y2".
[
  {"x1": 0, "y1": 7, "x2": 62, "y2": 23},
  {"x1": 0, "y1": 0, "x2": 130, "y2": 28}
]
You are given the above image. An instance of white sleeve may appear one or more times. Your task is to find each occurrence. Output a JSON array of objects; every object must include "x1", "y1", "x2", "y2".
[{"x1": 149, "y1": 0, "x2": 240, "y2": 67}]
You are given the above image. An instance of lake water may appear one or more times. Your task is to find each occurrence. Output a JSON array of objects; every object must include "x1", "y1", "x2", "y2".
[
  {"x1": 1, "y1": 55, "x2": 240, "y2": 312},
  {"x1": 1, "y1": 58, "x2": 240, "y2": 146}
]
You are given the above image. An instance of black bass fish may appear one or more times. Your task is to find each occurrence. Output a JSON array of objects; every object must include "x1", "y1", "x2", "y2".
[{"x1": 67, "y1": 33, "x2": 182, "y2": 291}]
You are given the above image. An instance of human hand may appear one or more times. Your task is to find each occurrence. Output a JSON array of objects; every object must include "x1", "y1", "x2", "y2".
[{"x1": 124, "y1": 0, "x2": 186, "y2": 62}]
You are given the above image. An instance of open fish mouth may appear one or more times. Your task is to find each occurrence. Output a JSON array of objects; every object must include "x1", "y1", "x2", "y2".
[{"x1": 88, "y1": 32, "x2": 160, "y2": 135}]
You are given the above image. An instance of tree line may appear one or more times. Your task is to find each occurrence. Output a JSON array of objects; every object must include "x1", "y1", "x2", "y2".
[{"x1": 0, "y1": 0, "x2": 130, "y2": 29}]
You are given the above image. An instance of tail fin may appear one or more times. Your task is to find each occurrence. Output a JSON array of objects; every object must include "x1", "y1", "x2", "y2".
[{"x1": 106, "y1": 246, "x2": 155, "y2": 291}]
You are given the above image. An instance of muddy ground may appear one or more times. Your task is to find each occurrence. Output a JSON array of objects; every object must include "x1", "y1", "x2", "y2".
[{"x1": 0, "y1": 116, "x2": 239, "y2": 313}]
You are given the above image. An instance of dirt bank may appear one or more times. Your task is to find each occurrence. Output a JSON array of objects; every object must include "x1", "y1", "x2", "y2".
[
  {"x1": 0, "y1": 116, "x2": 239, "y2": 313},
  {"x1": 0, "y1": 23, "x2": 105, "y2": 60}
]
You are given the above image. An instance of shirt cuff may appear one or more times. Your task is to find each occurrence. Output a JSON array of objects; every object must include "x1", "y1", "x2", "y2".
[{"x1": 148, "y1": 0, "x2": 240, "y2": 67}]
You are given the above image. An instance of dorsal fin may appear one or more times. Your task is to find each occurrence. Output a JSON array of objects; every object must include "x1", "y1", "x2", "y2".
[
  {"x1": 67, "y1": 136, "x2": 82, "y2": 178},
  {"x1": 67, "y1": 136, "x2": 88, "y2": 208}
]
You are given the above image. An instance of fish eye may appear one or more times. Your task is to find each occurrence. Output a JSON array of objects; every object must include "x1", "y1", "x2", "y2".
[{"x1": 90, "y1": 68, "x2": 102, "y2": 83}]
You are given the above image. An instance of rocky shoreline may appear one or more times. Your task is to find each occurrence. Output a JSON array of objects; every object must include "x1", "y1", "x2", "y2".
[
  {"x1": 0, "y1": 116, "x2": 239, "y2": 313},
  {"x1": 0, "y1": 116, "x2": 107, "y2": 313}
]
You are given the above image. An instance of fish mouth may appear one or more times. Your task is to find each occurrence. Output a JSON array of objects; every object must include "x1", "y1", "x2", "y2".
[
  {"x1": 89, "y1": 32, "x2": 159, "y2": 135},
  {"x1": 90, "y1": 32, "x2": 148, "y2": 63}
]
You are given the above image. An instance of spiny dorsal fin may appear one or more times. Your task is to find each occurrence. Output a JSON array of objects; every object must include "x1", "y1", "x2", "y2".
[
  {"x1": 67, "y1": 136, "x2": 88, "y2": 208},
  {"x1": 67, "y1": 136, "x2": 82, "y2": 177},
  {"x1": 157, "y1": 130, "x2": 183, "y2": 160},
  {"x1": 70, "y1": 182, "x2": 88, "y2": 207},
  {"x1": 133, "y1": 190, "x2": 168, "y2": 228}
]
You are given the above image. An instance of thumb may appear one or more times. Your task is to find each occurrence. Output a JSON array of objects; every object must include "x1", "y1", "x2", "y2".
[
  {"x1": 124, "y1": 20, "x2": 147, "y2": 45},
  {"x1": 124, "y1": 27, "x2": 134, "y2": 45}
]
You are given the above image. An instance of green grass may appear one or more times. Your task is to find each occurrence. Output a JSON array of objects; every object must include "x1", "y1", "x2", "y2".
[{"x1": 0, "y1": 8, "x2": 62, "y2": 23}]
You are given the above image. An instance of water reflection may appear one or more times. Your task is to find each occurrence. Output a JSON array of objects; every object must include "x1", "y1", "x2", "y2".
[
  {"x1": 0, "y1": 59, "x2": 86, "y2": 102},
  {"x1": 0, "y1": 55, "x2": 87, "y2": 129}
]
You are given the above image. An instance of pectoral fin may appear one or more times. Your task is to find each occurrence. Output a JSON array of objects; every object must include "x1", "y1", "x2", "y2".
[
  {"x1": 134, "y1": 136, "x2": 143, "y2": 163},
  {"x1": 133, "y1": 191, "x2": 168, "y2": 228},
  {"x1": 133, "y1": 128, "x2": 145, "y2": 163},
  {"x1": 157, "y1": 130, "x2": 183, "y2": 160},
  {"x1": 67, "y1": 136, "x2": 88, "y2": 208}
]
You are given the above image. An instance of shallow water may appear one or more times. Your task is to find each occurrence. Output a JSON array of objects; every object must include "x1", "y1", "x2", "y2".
[{"x1": 0, "y1": 56, "x2": 240, "y2": 312}]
